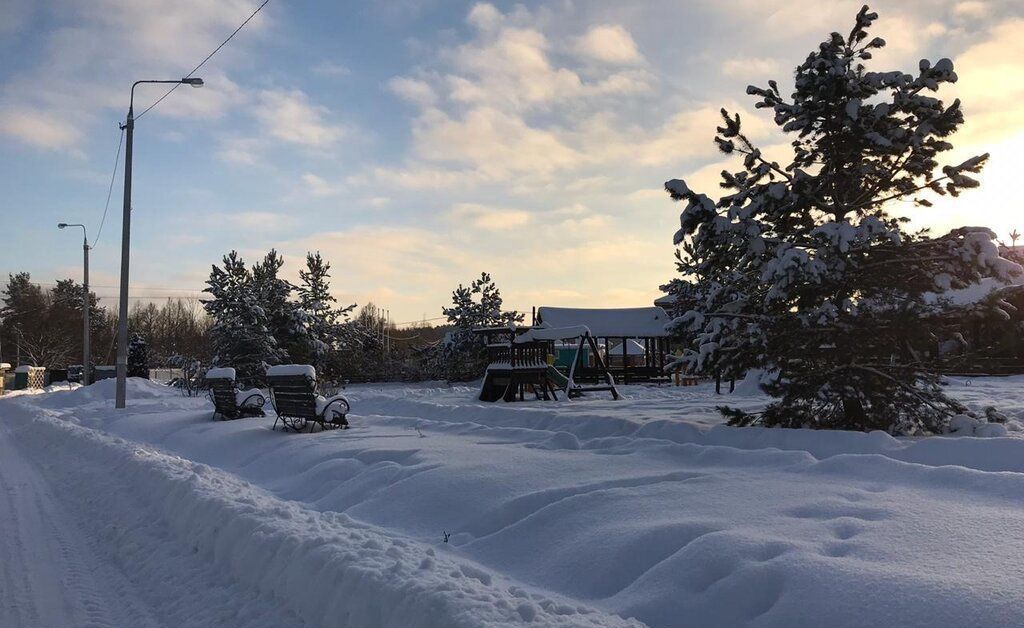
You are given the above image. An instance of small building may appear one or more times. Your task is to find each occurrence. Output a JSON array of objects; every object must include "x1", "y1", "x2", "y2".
[
  {"x1": 607, "y1": 339, "x2": 647, "y2": 367},
  {"x1": 534, "y1": 306, "x2": 671, "y2": 383}
]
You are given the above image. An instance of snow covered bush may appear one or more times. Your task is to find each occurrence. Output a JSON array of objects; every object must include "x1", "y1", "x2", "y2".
[{"x1": 666, "y1": 6, "x2": 1021, "y2": 434}]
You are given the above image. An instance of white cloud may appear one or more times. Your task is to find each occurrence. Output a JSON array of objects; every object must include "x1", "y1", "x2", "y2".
[
  {"x1": 312, "y1": 60, "x2": 350, "y2": 77},
  {"x1": 450, "y1": 25, "x2": 583, "y2": 110},
  {"x1": 954, "y1": 1, "x2": 989, "y2": 18},
  {"x1": 387, "y1": 76, "x2": 437, "y2": 107},
  {"x1": 252, "y1": 89, "x2": 345, "y2": 148},
  {"x1": 300, "y1": 172, "x2": 343, "y2": 197},
  {"x1": 211, "y1": 211, "x2": 285, "y2": 231},
  {"x1": 575, "y1": 24, "x2": 644, "y2": 65},
  {"x1": 951, "y1": 19, "x2": 1024, "y2": 145},
  {"x1": 721, "y1": 56, "x2": 783, "y2": 78},
  {"x1": 411, "y1": 106, "x2": 582, "y2": 178},
  {"x1": 466, "y1": 3, "x2": 503, "y2": 32},
  {"x1": 0, "y1": 108, "x2": 84, "y2": 153},
  {"x1": 143, "y1": 70, "x2": 248, "y2": 120},
  {"x1": 217, "y1": 137, "x2": 262, "y2": 166},
  {"x1": 448, "y1": 203, "x2": 532, "y2": 230},
  {"x1": 0, "y1": 0, "x2": 270, "y2": 152}
]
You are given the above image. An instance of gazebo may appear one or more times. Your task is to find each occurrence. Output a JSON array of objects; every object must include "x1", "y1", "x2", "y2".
[{"x1": 533, "y1": 306, "x2": 671, "y2": 383}]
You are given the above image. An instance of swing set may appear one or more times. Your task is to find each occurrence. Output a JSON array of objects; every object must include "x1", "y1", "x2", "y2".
[{"x1": 477, "y1": 325, "x2": 620, "y2": 402}]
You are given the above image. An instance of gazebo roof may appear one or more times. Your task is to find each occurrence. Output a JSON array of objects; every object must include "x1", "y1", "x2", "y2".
[{"x1": 536, "y1": 306, "x2": 670, "y2": 338}]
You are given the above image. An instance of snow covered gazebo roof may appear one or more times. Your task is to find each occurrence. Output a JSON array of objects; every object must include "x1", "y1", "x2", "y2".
[{"x1": 535, "y1": 306, "x2": 671, "y2": 338}]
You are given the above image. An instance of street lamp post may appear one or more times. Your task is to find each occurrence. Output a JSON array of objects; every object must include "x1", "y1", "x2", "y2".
[
  {"x1": 58, "y1": 222, "x2": 91, "y2": 385},
  {"x1": 115, "y1": 77, "x2": 203, "y2": 409}
]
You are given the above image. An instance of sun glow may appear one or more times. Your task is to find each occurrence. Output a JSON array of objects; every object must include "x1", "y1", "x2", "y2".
[{"x1": 907, "y1": 131, "x2": 1024, "y2": 242}]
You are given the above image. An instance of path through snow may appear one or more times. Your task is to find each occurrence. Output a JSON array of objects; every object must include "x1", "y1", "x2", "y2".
[{"x1": 0, "y1": 413, "x2": 310, "y2": 628}]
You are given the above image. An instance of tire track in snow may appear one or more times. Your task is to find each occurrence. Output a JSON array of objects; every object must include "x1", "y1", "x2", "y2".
[{"x1": 0, "y1": 417, "x2": 130, "y2": 628}]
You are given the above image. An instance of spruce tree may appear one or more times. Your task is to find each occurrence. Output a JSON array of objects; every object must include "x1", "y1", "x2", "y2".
[
  {"x1": 296, "y1": 251, "x2": 355, "y2": 373},
  {"x1": 666, "y1": 6, "x2": 1020, "y2": 433},
  {"x1": 127, "y1": 333, "x2": 149, "y2": 378},
  {"x1": 251, "y1": 249, "x2": 304, "y2": 362},
  {"x1": 440, "y1": 272, "x2": 524, "y2": 381},
  {"x1": 203, "y1": 251, "x2": 284, "y2": 384}
]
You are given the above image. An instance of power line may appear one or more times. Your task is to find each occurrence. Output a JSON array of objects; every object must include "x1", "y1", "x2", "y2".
[
  {"x1": 23, "y1": 281, "x2": 204, "y2": 293},
  {"x1": 93, "y1": 127, "x2": 125, "y2": 249},
  {"x1": 135, "y1": 0, "x2": 271, "y2": 120},
  {"x1": 393, "y1": 315, "x2": 447, "y2": 327}
]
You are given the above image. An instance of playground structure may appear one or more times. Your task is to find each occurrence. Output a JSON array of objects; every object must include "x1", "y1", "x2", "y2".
[
  {"x1": 477, "y1": 325, "x2": 620, "y2": 402},
  {"x1": 533, "y1": 306, "x2": 671, "y2": 384}
]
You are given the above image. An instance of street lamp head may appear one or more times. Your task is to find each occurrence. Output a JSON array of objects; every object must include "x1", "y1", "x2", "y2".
[
  {"x1": 181, "y1": 77, "x2": 204, "y2": 87},
  {"x1": 58, "y1": 223, "x2": 68, "y2": 229}
]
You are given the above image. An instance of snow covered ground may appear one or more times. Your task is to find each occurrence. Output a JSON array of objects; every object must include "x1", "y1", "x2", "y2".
[{"x1": 4, "y1": 376, "x2": 1024, "y2": 627}]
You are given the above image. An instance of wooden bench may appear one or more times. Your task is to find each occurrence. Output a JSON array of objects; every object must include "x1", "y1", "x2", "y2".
[
  {"x1": 205, "y1": 368, "x2": 265, "y2": 420},
  {"x1": 266, "y1": 367, "x2": 350, "y2": 433}
]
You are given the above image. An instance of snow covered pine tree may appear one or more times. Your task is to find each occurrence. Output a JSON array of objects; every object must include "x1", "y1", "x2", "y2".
[
  {"x1": 296, "y1": 252, "x2": 355, "y2": 374},
  {"x1": 665, "y1": 6, "x2": 1021, "y2": 433},
  {"x1": 440, "y1": 272, "x2": 524, "y2": 381},
  {"x1": 127, "y1": 333, "x2": 149, "y2": 379},
  {"x1": 251, "y1": 249, "x2": 309, "y2": 364},
  {"x1": 203, "y1": 251, "x2": 286, "y2": 384}
]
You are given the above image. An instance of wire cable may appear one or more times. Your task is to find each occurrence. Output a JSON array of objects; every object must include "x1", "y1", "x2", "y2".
[
  {"x1": 93, "y1": 127, "x2": 125, "y2": 249},
  {"x1": 135, "y1": 0, "x2": 271, "y2": 120}
]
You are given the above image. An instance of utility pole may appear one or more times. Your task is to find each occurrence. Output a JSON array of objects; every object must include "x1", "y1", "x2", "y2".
[
  {"x1": 115, "y1": 98, "x2": 134, "y2": 408},
  {"x1": 58, "y1": 222, "x2": 91, "y2": 385},
  {"x1": 115, "y1": 77, "x2": 203, "y2": 409}
]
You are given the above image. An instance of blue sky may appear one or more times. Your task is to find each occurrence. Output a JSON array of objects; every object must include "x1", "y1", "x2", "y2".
[{"x1": 1, "y1": 0, "x2": 1022, "y2": 322}]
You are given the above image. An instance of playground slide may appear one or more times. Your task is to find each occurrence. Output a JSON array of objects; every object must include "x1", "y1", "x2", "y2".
[{"x1": 545, "y1": 365, "x2": 570, "y2": 390}]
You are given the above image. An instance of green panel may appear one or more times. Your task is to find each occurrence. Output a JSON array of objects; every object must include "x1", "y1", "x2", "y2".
[{"x1": 554, "y1": 345, "x2": 589, "y2": 368}]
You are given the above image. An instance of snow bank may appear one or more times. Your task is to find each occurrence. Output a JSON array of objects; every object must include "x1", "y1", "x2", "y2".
[
  {"x1": 7, "y1": 404, "x2": 639, "y2": 628},
  {"x1": 33, "y1": 377, "x2": 169, "y2": 408}
]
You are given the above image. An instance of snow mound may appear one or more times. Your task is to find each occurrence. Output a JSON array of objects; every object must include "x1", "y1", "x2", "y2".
[
  {"x1": 12, "y1": 408, "x2": 640, "y2": 628},
  {"x1": 34, "y1": 377, "x2": 174, "y2": 409}
]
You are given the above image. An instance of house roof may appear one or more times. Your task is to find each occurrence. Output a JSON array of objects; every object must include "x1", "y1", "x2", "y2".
[
  {"x1": 609, "y1": 339, "x2": 647, "y2": 355},
  {"x1": 536, "y1": 306, "x2": 671, "y2": 338},
  {"x1": 653, "y1": 293, "x2": 676, "y2": 307}
]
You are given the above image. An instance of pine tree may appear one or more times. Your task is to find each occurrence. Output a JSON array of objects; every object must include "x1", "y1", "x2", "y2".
[
  {"x1": 203, "y1": 251, "x2": 284, "y2": 384},
  {"x1": 296, "y1": 252, "x2": 355, "y2": 373},
  {"x1": 251, "y1": 249, "x2": 305, "y2": 363},
  {"x1": 439, "y1": 272, "x2": 524, "y2": 381},
  {"x1": 666, "y1": 6, "x2": 1021, "y2": 434},
  {"x1": 127, "y1": 333, "x2": 149, "y2": 378}
]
